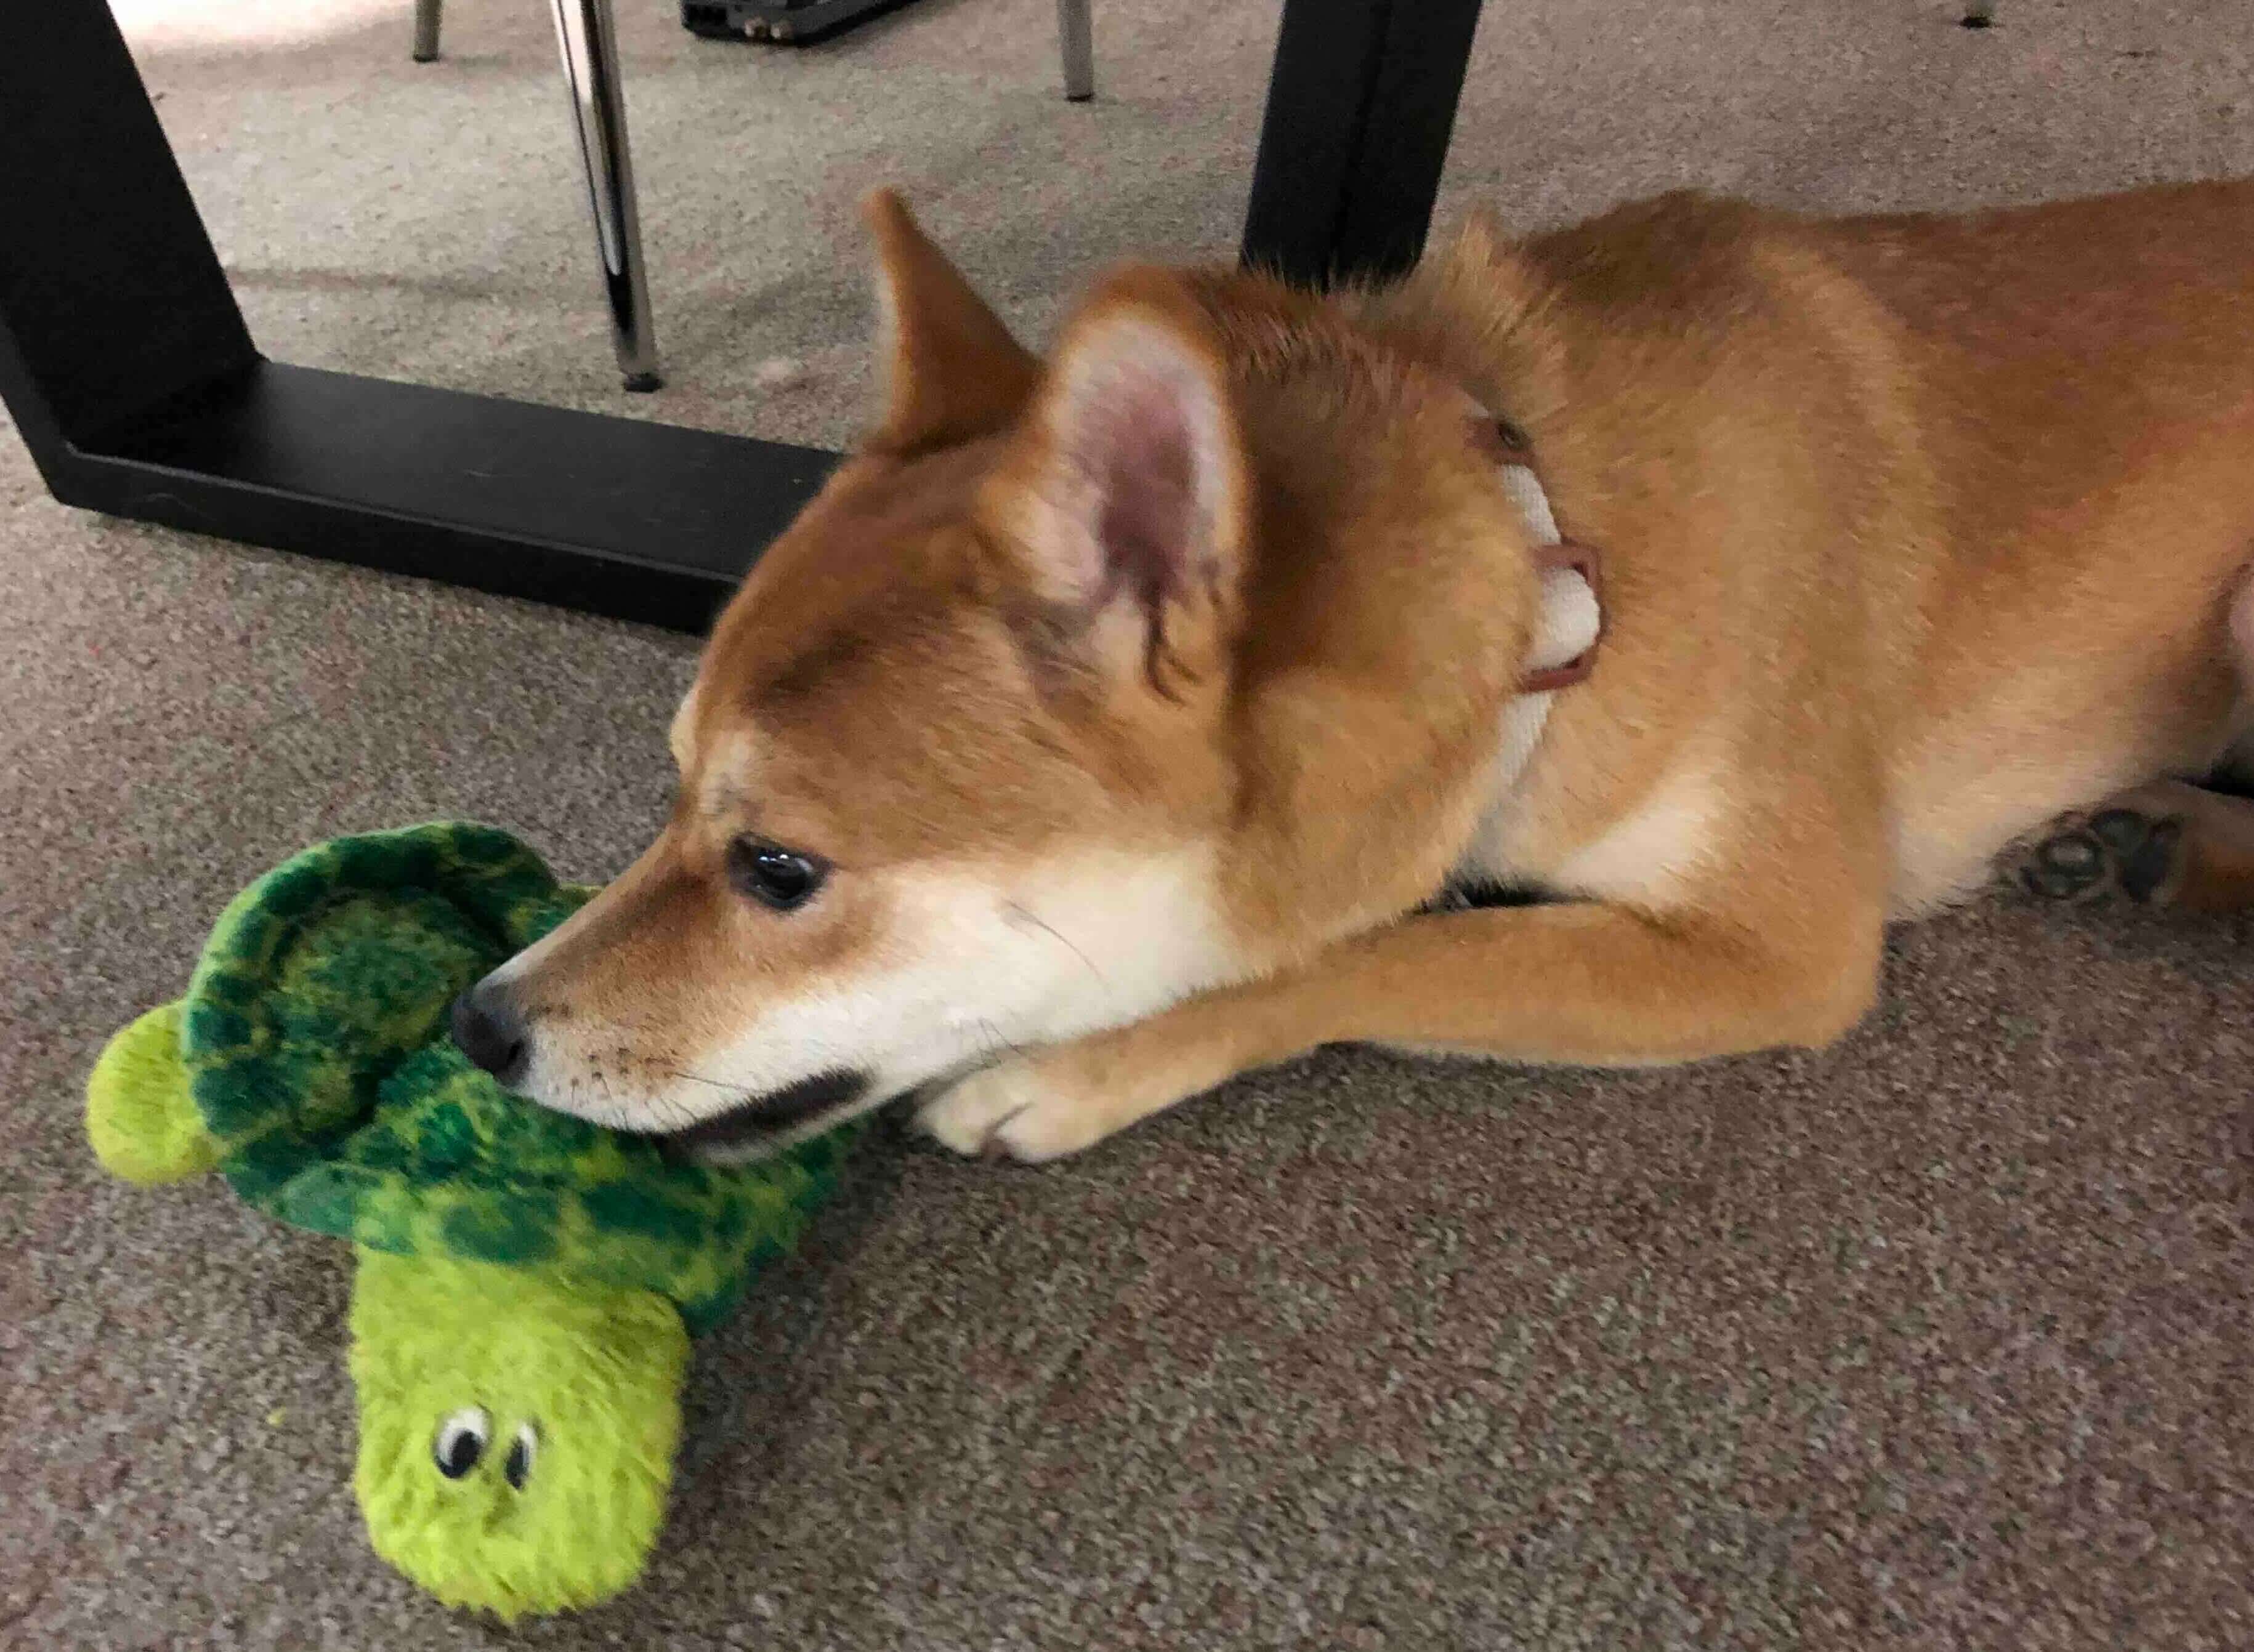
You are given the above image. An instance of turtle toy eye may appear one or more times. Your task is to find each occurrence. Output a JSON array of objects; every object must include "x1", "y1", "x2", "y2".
[
  {"x1": 503, "y1": 1420, "x2": 538, "y2": 1491},
  {"x1": 433, "y1": 1406, "x2": 490, "y2": 1479}
]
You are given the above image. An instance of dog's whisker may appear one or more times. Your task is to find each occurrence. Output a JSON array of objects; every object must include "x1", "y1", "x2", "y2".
[
  {"x1": 1003, "y1": 901, "x2": 1108, "y2": 991},
  {"x1": 663, "y1": 1065, "x2": 756, "y2": 1102},
  {"x1": 974, "y1": 1015, "x2": 1033, "y2": 1067}
]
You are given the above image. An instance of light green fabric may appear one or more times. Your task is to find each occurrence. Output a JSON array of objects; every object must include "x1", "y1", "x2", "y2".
[
  {"x1": 86, "y1": 1001, "x2": 219, "y2": 1183},
  {"x1": 351, "y1": 1251, "x2": 687, "y2": 1620}
]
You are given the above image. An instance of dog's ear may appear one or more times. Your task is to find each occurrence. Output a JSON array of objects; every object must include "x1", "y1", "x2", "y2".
[
  {"x1": 980, "y1": 276, "x2": 1250, "y2": 695},
  {"x1": 863, "y1": 189, "x2": 1040, "y2": 452}
]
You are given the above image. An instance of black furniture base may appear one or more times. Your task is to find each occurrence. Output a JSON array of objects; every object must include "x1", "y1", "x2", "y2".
[
  {"x1": 681, "y1": 0, "x2": 929, "y2": 44},
  {"x1": 1, "y1": 0, "x2": 1479, "y2": 638},
  {"x1": 100, "y1": 361, "x2": 836, "y2": 632}
]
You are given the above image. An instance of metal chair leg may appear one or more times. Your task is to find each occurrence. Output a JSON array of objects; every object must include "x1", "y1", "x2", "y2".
[
  {"x1": 411, "y1": 0, "x2": 441, "y2": 61},
  {"x1": 547, "y1": 0, "x2": 662, "y2": 390},
  {"x1": 1057, "y1": 0, "x2": 1094, "y2": 101}
]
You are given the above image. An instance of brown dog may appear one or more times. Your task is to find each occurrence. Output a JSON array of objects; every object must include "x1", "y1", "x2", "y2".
[{"x1": 453, "y1": 182, "x2": 2254, "y2": 1162}]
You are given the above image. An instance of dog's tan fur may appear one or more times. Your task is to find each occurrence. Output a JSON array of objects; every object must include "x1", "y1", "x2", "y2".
[{"x1": 483, "y1": 182, "x2": 2254, "y2": 1160}]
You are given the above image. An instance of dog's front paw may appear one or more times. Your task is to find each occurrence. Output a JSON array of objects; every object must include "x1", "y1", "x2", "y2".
[{"x1": 915, "y1": 1056, "x2": 1120, "y2": 1163}]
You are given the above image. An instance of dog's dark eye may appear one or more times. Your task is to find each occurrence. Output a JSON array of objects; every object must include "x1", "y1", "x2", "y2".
[{"x1": 727, "y1": 837, "x2": 828, "y2": 911}]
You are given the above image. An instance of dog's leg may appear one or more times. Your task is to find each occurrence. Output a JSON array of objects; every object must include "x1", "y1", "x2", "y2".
[
  {"x1": 917, "y1": 897, "x2": 1883, "y2": 1161},
  {"x1": 2012, "y1": 779, "x2": 2254, "y2": 913},
  {"x1": 2012, "y1": 562, "x2": 2254, "y2": 913}
]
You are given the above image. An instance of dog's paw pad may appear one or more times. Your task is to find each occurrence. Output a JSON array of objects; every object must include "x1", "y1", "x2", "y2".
[
  {"x1": 2087, "y1": 808, "x2": 2149, "y2": 853},
  {"x1": 2013, "y1": 808, "x2": 2184, "y2": 906},
  {"x1": 2024, "y1": 828, "x2": 2106, "y2": 898},
  {"x1": 2117, "y1": 815, "x2": 2183, "y2": 902}
]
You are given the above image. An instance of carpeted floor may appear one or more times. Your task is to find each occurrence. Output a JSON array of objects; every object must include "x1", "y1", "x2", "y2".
[{"x1": 4, "y1": 1, "x2": 2252, "y2": 1646}]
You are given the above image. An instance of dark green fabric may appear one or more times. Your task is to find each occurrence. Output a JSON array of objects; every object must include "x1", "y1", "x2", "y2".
[{"x1": 176, "y1": 823, "x2": 858, "y2": 1332}]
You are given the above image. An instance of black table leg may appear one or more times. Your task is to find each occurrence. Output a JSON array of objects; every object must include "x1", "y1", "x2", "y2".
[{"x1": 1242, "y1": 0, "x2": 1485, "y2": 287}]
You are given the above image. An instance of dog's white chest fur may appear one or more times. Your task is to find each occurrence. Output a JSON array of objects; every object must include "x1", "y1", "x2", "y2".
[
  {"x1": 1551, "y1": 764, "x2": 1727, "y2": 901},
  {"x1": 1459, "y1": 754, "x2": 1727, "y2": 906}
]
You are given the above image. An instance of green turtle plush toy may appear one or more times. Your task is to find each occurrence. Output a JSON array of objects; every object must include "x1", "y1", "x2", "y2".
[{"x1": 84, "y1": 823, "x2": 862, "y2": 1620}]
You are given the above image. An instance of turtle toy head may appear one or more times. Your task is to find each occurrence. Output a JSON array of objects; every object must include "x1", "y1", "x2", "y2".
[
  {"x1": 349, "y1": 1251, "x2": 687, "y2": 1620},
  {"x1": 85, "y1": 824, "x2": 860, "y2": 1619}
]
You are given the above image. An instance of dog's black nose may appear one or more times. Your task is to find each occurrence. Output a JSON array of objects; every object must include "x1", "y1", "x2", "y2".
[{"x1": 450, "y1": 981, "x2": 528, "y2": 1086}]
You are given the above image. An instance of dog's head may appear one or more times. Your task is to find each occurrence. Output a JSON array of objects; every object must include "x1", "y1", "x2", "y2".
[{"x1": 458, "y1": 196, "x2": 1541, "y2": 1157}]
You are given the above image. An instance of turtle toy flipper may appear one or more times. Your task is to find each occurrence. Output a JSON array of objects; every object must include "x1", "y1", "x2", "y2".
[
  {"x1": 87, "y1": 1002, "x2": 220, "y2": 1184},
  {"x1": 85, "y1": 823, "x2": 864, "y2": 1620}
]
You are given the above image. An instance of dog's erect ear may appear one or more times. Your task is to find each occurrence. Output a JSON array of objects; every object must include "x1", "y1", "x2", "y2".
[
  {"x1": 864, "y1": 189, "x2": 1040, "y2": 452},
  {"x1": 980, "y1": 277, "x2": 1251, "y2": 692}
]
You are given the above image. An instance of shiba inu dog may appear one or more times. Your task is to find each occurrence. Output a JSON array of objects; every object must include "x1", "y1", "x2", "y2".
[{"x1": 453, "y1": 182, "x2": 2254, "y2": 1162}]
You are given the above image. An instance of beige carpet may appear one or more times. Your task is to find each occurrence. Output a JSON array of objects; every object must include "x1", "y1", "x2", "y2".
[{"x1": 4, "y1": 1, "x2": 2252, "y2": 1646}]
